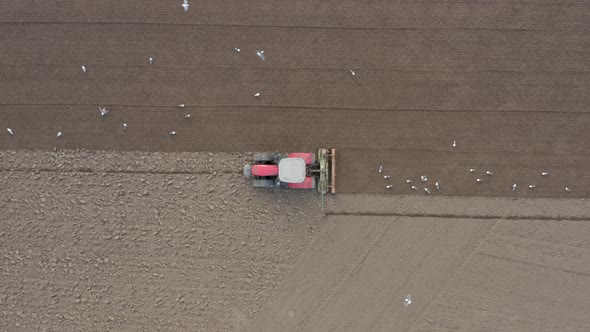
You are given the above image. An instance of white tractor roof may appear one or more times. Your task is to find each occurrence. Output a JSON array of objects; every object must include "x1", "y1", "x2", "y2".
[{"x1": 278, "y1": 158, "x2": 306, "y2": 183}]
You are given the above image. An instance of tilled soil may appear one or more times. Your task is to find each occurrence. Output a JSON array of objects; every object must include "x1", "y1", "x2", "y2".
[
  {"x1": 0, "y1": 150, "x2": 323, "y2": 331},
  {"x1": 1, "y1": 0, "x2": 589, "y2": 331}
]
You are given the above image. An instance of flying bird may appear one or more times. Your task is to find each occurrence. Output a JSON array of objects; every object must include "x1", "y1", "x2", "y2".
[
  {"x1": 256, "y1": 50, "x2": 265, "y2": 61},
  {"x1": 99, "y1": 106, "x2": 110, "y2": 117}
]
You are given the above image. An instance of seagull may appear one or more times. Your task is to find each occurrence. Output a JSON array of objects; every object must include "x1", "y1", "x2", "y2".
[
  {"x1": 411, "y1": 185, "x2": 418, "y2": 190},
  {"x1": 256, "y1": 50, "x2": 265, "y2": 61},
  {"x1": 435, "y1": 182, "x2": 440, "y2": 190},
  {"x1": 122, "y1": 123, "x2": 128, "y2": 131},
  {"x1": 182, "y1": 0, "x2": 189, "y2": 12},
  {"x1": 184, "y1": 114, "x2": 191, "y2": 118},
  {"x1": 81, "y1": 65, "x2": 86, "y2": 73},
  {"x1": 541, "y1": 171, "x2": 549, "y2": 176},
  {"x1": 476, "y1": 178, "x2": 483, "y2": 183},
  {"x1": 234, "y1": 48, "x2": 241, "y2": 53},
  {"x1": 349, "y1": 69, "x2": 356, "y2": 76},
  {"x1": 254, "y1": 92, "x2": 261, "y2": 97},
  {"x1": 406, "y1": 179, "x2": 413, "y2": 184},
  {"x1": 385, "y1": 185, "x2": 393, "y2": 189},
  {"x1": 99, "y1": 106, "x2": 110, "y2": 117},
  {"x1": 178, "y1": 104, "x2": 185, "y2": 108},
  {"x1": 378, "y1": 165, "x2": 382, "y2": 173},
  {"x1": 404, "y1": 295, "x2": 412, "y2": 307},
  {"x1": 469, "y1": 168, "x2": 476, "y2": 173},
  {"x1": 424, "y1": 188, "x2": 431, "y2": 194},
  {"x1": 420, "y1": 175, "x2": 428, "y2": 182},
  {"x1": 149, "y1": 57, "x2": 154, "y2": 65},
  {"x1": 528, "y1": 185, "x2": 536, "y2": 189},
  {"x1": 512, "y1": 184, "x2": 517, "y2": 191},
  {"x1": 383, "y1": 175, "x2": 391, "y2": 179},
  {"x1": 169, "y1": 131, "x2": 176, "y2": 136},
  {"x1": 565, "y1": 187, "x2": 572, "y2": 192},
  {"x1": 452, "y1": 140, "x2": 456, "y2": 147},
  {"x1": 485, "y1": 170, "x2": 493, "y2": 176},
  {"x1": 7, "y1": 128, "x2": 14, "y2": 136},
  {"x1": 57, "y1": 131, "x2": 63, "y2": 138}
]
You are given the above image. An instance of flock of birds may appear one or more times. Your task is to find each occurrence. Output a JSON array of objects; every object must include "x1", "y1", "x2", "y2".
[
  {"x1": 3, "y1": 1, "x2": 577, "y2": 197},
  {"x1": 378, "y1": 141, "x2": 573, "y2": 194},
  {"x1": 4, "y1": 25, "x2": 270, "y2": 139}
]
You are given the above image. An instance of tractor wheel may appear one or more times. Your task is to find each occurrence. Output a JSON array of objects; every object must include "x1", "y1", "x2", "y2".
[
  {"x1": 253, "y1": 153, "x2": 277, "y2": 163},
  {"x1": 252, "y1": 179, "x2": 276, "y2": 188}
]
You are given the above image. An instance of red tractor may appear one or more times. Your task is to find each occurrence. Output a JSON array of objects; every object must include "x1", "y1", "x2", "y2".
[{"x1": 243, "y1": 148, "x2": 336, "y2": 194}]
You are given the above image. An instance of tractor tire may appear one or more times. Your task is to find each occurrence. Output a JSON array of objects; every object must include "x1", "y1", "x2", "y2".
[
  {"x1": 252, "y1": 179, "x2": 276, "y2": 188},
  {"x1": 253, "y1": 153, "x2": 278, "y2": 163}
]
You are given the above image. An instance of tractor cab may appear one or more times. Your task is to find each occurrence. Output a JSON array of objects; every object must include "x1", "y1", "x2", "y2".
[{"x1": 278, "y1": 158, "x2": 306, "y2": 183}]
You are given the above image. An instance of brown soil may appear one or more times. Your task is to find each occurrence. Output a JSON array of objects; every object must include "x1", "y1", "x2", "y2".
[
  {"x1": 252, "y1": 214, "x2": 590, "y2": 331},
  {"x1": 0, "y1": 150, "x2": 324, "y2": 331},
  {"x1": 1, "y1": 0, "x2": 589, "y2": 331}
]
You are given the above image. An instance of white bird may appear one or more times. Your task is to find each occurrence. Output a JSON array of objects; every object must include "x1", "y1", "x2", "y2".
[
  {"x1": 541, "y1": 171, "x2": 549, "y2": 176},
  {"x1": 420, "y1": 175, "x2": 428, "y2": 182},
  {"x1": 435, "y1": 182, "x2": 440, "y2": 190},
  {"x1": 385, "y1": 185, "x2": 393, "y2": 189},
  {"x1": 234, "y1": 48, "x2": 241, "y2": 53},
  {"x1": 57, "y1": 131, "x2": 63, "y2": 138},
  {"x1": 424, "y1": 188, "x2": 431, "y2": 194},
  {"x1": 411, "y1": 185, "x2": 418, "y2": 190},
  {"x1": 99, "y1": 106, "x2": 110, "y2": 117},
  {"x1": 122, "y1": 123, "x2": 128, "y2": 131},
  {"x1": 184, "y1": 114, "x2": 191, "y2": 118},
  {"x1": 182, "y1": 0, "x2": 189, "y2": 12},
  {"x1": 565, "y1": 187, "x2": 572, "y2": 192},
  {"x1": 404, "y1": 295, "x2": 412, "y2": 307},
  {"x1": 469, "y1": 168, "x2": 476, "y2": 173},
  {"x1": 485, "y1": 170, "x2": 493, "y2": 176},
  {"x1": 528, "y1": 185, "x2": 536, "y2": 189},
  {"x1": 81, "y1": 65, "x2": 86, "y2": 73},
  {"x1": 406, "y1": 179, "x2": 413, "y2": 184},
  {"x1": 349, "y1": 69, "x2": 356, "y2": 76},
  {"x1": 452, "y1": 140, "x2": 456, "y2": 147},
  {"x1": 149, "y1": 57, "x2": 154, "y2": 65},
  {"x1": 254, "y1": 92, "x2": 261, "y2": 97},
  {"x1": 7, "y1": 128, "x2": 14, "y2": 136},
  {"x1": 512, "y1": 183, "x2": 517, "y2": 191},
  {"x1": 169, "y1": 131, "x2": 176, "y2": 136},
  {"x1": 476, "y1": 178, "x2": 483, "y2": 183},
  {"x1": 383, "y1": 175, "x2": 391, "y2": 179},
  {"x1": 378, "y1": 165, "x2": 383, "y2": 173},
  {"x1": 256, "y1": 50, "x2": 265, "y2": 61},
  {"x1": 178, "y1": 104, "x2": 185, "y2": 108}
]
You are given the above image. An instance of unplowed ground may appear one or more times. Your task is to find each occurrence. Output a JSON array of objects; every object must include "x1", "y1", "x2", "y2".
[{"x1": 1, "y1": 0, "x2": 589, "y2": 331}]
